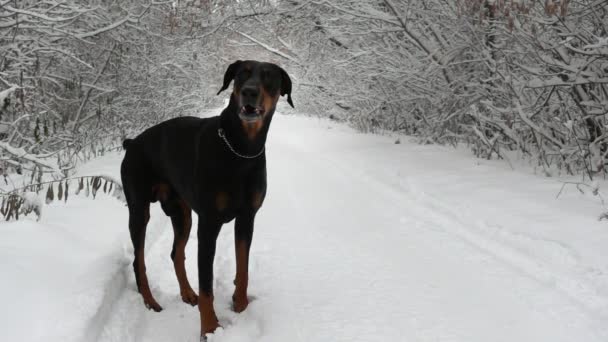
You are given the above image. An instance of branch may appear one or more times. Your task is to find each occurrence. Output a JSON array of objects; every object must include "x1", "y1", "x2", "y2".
[
  {"x1": 0, "y1": 141, "x2": 60, "y2": 173},
  {"x1": 72, "y1": 45, "x2": 115, "y2": 133},
  {"x1": 3, "y1": 5, "x2": 83, "y2": 22},
  {"x1": 76, "y1": 16, "x2": 131, "y2": 39},
  {"x1": 382, "y1": 0, "x2": 452, "y2": 85},
  {"x1": 235, "y1": 31, "x2": 301, "y2": 65},
  {"x1": 515, "y1": 101, "x2": 563, "y2": 149}
]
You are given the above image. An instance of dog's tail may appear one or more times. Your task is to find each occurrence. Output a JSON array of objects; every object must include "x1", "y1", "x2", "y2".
[{"x1": 122, "y1": 138, "x2": 134, "y2": 150}]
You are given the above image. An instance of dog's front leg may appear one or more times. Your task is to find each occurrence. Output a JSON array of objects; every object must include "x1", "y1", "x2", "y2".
[
  {"x1": 198, "y1": 216, "x2": 222, "y2": 338},
  {"x1": 233, "y1": 212, "x2": 255, "y2": 313}
]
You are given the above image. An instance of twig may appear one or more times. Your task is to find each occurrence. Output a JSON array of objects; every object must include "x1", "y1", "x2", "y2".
[{"x1": 556, "y1": 181, "x2": 604, "y2": 205}]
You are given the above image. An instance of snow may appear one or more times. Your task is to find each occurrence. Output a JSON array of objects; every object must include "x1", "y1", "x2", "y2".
[
  {"x1": 1, "y1": 112, "x2": 608, "y2": 341},
  {"x1": 21, "y1": 191, "x2": 43, "y2": 220}
]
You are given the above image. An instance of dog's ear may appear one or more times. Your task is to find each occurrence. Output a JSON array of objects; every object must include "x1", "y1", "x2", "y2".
[
  {"x1": 217, "y1": 60, "x2": 243, "y2": 95},
  {"x1": 278, "y1": 67, "x2": 294, "y2": 108}
]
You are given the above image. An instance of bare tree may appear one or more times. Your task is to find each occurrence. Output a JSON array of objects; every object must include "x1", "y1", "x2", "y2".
[{"x1": 2, "y1": 0, "x2": 607, "y2": 192}]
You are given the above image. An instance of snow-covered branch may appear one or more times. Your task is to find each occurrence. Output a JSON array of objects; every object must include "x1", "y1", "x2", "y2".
[
  {"x1": 235, "y1": 31, "x2": 301, "y2": 65},
  {"x1": 0, "y1": 142, "x2": 60, "y2": 173}
]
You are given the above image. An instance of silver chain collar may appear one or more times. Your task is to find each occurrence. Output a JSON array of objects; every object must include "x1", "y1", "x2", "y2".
[{"x1": 218, "y1": 128, "x2": 265, "y2": 159}]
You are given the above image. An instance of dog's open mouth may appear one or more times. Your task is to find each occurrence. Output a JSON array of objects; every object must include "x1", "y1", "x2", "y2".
[{"x1": 239, "y1": 105, "x2": 264, "y2": 122}]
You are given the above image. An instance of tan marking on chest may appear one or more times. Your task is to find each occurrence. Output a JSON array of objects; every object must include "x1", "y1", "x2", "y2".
[
  {"x1": 215, "y1": 191, "x2": 229, "y2": 211},
  {"x1": 241, "y1": 120, "x2": 264, "y2": 141}
]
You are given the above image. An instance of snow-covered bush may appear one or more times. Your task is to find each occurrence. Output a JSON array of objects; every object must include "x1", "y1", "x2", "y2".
[
  {"x1": 243, "y1": 0, "x2": 608, "y2": 179},
  {"x1": 1, "y1": 175, "x2": 123, "y2": 221},
  {"x1": 2, "y1": 0, "x2": 606, "y2": 198},
  {"x1": 0, "y1": 1, "x2": 218, "y2": 184}
]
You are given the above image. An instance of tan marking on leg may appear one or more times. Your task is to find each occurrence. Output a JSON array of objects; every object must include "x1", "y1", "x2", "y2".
[
  {"x1": 232, "y1": 240, "x2": 249, "y2": 313},
  {"x1": 173, "y1": 200, "x2": 197, "y2": 305},
  {"x1": 136, "y1": 248, "x2": 162, "y2": 312},
  {"x1": 215, "y1": 191, "x2": 229, "y2": 211},
  {"x1": 252, "y1": 191, "x2": 264, "y2": 209},
  {"x1": 199, "y1": 293, "x2": 220, "y2": 335}
]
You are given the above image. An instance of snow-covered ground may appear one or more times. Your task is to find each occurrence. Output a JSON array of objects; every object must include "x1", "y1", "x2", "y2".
[{"x1": 2, "y1": 112, "x2": 608, "y2": 342}]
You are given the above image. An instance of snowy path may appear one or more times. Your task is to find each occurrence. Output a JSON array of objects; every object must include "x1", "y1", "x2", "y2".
[{"x1": 3, "y1": 113, "x2": 608, "y2": 342}]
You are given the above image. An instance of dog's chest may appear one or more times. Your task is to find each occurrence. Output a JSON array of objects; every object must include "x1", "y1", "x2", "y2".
[
  {"x1": 209, "y1": 187, "x2": 264, "y2": 223},
  {"x1": 200, "y1": 165, "x2": 266, "y2": 223}
]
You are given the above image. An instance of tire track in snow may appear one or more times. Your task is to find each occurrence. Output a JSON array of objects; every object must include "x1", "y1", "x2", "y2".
[
  {"x1": 87, "y1": 211, "x2": 170, "y2": 342},
  {"x1": 268, "y1": 119, "x2": 606, "y2": 341},
  {"x1": 408, "y1": 187, "x2": 608, "y2": 314},
  {"x1": 293, "y1": 140, "x2": 608, "y2": 339}
]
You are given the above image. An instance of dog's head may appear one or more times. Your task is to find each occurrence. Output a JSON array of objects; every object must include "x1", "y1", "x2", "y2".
[{"x1": 217, "y1": 60, "x2": 293, "y2": 123}]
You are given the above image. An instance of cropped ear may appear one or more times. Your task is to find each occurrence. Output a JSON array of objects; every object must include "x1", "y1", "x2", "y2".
[
  {"x1": 217, "y1": 60, "x2": 243, "y2": 95},
  {"x1": 278, "y1": 67, "x2": 294, "y2": 108}
]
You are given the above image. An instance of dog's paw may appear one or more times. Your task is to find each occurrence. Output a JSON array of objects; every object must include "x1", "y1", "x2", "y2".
[
  {"x1": 144, "y1": 299, "x2": 163, "y2": 312},
  {"x1": 181, "y1": 288, "x2": 199, "y2": 306},
  {"x1": 202, "y1": 318, "x2": 221, "y2": 335},
  {"x1": 232, "y1": 294, "x2": 249, "y2": 313}
]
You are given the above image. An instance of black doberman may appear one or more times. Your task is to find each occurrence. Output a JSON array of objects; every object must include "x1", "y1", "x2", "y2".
[{"x1": 120, "y1": 60, "x2": 293, "y2": 338}]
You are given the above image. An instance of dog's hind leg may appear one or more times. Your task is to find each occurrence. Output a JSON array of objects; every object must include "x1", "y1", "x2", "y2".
[
  {"x1": 168, "y1": 199, "x2": 198, "y2": 306},
  {"x1": 122, "y1": 151, "x2": 163, "y2": 312},
  {"x1": 128, "y1": 201, "x2": 163, "y2": 312}
]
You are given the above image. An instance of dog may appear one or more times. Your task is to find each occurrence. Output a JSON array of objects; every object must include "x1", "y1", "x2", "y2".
[{"x1": 120, "y1": 60, "x2": 293, "y2": 339}]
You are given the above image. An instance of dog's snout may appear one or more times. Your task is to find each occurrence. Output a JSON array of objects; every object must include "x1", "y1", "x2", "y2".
[{"x1": 241, "y1": 86, "x2": 259, "y2": 103}]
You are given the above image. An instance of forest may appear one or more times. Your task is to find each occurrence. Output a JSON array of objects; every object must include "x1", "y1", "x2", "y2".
[{"x1": 1, "y1": 0, "x2": 607, "y2": 189}]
